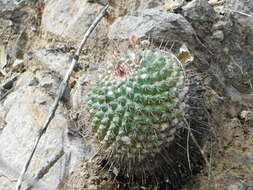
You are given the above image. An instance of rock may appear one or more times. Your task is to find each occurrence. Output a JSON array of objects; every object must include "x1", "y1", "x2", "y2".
[
  {"x1": 35, "y1": 71, "x2": 71, "y2": 101},
  {"x1": 0, "y1": 18, "x2": 13, "y2": 44},
  {"x1": 226, "y1": 0, "x2": 253, "y2": 13},
  {"x1": 0, "y1": 75, "x2": 67, "y2": 189},
  {"x1": 228, "y1": 181, "x2": 253, "y2": 190},
  {"x1": 65, "y1": 126, "x2": 94, "y2": 173},
  {"x1": 181, "y1": 0, "x2": 253, "y2": 97},
  {"x1": 0, "y1": 75, "x2": 18, "y2": 90},
  {"x1": 33, "y1": 49, "x2": 70, "y2": 77},
  {"x1": 37, "y1": 71, "x2": 61, "y2": 89},
  {"x1": 221, "y1": 15, "x2": 253, "y2": 94},
  {"x1": 41, "y1": 0, "x2": 101, "y2": 43},
  {"x1": 225, "y1": 86, "x2": 243, "y2": 103},
  {"x1": 0, "y1": 34, "x2": 8, "y2": 69},
  {"x1": 212, "y1": 30, "x2": 224, "y2": 41},
  {"x1": 0, "y1": 71, "x2": 90, "y2": 190},
  {"x1": 28, "y1": 77, "x2": 39, "y2": 86},
  {"x1": 181, "y1": 0, "x2": 216, "y2": 45},
  {"x1": 0, "y1": 0, "x2": 28, "y2": 20},
  {"x1": 70, "y1": 72, "x2": 94, "y2": 110},
  {"x1": 182, "y1": 0, "x2": 216, "y2": 22},
  {"x1": 0, "y1": 116, "x2": 6, "y2": 135},
  {"x1": 87, "y1": 0, "x2": 107, "y2": 6},
  {"x1": 240, "y1": 110, "x2": 253, "y2": 121},
  {"x1": 0, "y1": 0, "x2": 20, "y2": 17},
  {"x1": 109, "y1": 9, "x2": 196, "y2": 43},
  {"x1": 13, "y1": 27, "x2": 27, "y2": 59},
  {"x1": 165, "y1": 0, "x2": 185, "y2": 11},
  {"x1": 137, "y1": 0, "x2": 164, "y2": 12},
  {"x1": 12, "y1": 59, "x2": 25, "y2": 72},
  {"x1": 108, "y1": 15, "x2": 146, "y2": 40}
]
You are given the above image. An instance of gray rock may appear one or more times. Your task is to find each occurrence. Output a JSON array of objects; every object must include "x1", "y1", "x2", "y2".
[
  {"x1": 226, "y1": 149, "x2": 253, "y2": 167},
  {"x1": 0, "y1": 18, "x2": 13, "y2": 30},
  {"x1": 182, "y1": 0, "x2": 216, "y2": 22},
  {"x1": 226, "y1": 0, "x2": 253, "y2": 13},
  {"x1": 228, "y1": 181, "x2": 253, "y2": 190},
  {"x1": 0, "y1": 0, "x2": 19, "y2": 14},
  {"x1": 0, "y1": 0, "x2": 28, "y2": 20},
  {"x1": 176, "y1": 0, "x2": 253, "y2": 99},
  {"x1": 0, "y1": 41, "x2": 7, "y2": 69},
  {"x1": 137, "y1": 0, "x2": 164, "y2": 13},
  {"x1": 35, "y1": 71, "x2": 72, "y2": 101},
  {"x1": 109, "y1": 9, "x2": 196, "y2": 43},
  {"x1": 182, "y1": 0, "x2": 216, "y2": 42},
  {"x1": 12, "y1": 58, "x2": 25, "y2": 72},
  {"x1": 12, "y1": 27, "x2": 27, "y2": 59},
  {"x1": 33, "y1": 49, "x2": 70, "y2": 77},
  {"x1": 0, "y1": 78, "x2": 67, "y2": 189},
  {"x1": 0, "y1": 71, "x2": 90, "y2": 190},
  {"x1": 181, "y1": 0, "x2": 253, "y2": 95},
  {"x1": 87, "y1": 0, "x2": 107, "y2": 6},
  {"x1": 41, "y1": 0, "x2": 101, "y2": 43},
  {"x1": 165, "y1": 0, "x2": 185, "y2": 11},
  {"x1": 37, "y1": 71, "x2": 61, "y2": 89},
  {"x1": 221, "y1": 15, "x2": 253, "y2": 94},
  {"x1": 28, "y1": 77, "x2": 39, "y2": 86},
  {"x1": 108, "y1": 15, "x2": 147, "y2": 40},
  {"x1": 70, "y1": 72, "x2": 94, "y2": 111}
]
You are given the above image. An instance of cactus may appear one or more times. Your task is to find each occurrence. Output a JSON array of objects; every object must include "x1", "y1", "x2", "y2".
[
  {"x1": 84, "y1": 49, "x2": 209, "y2": 189},
  {"x1": 87, "y1": 50, "x2": 188, "y2": 160}
]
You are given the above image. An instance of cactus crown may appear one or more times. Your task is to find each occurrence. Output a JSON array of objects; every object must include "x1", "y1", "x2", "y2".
[{"x1": 87, "y1": 50, "x2": 188, "y2": 159}]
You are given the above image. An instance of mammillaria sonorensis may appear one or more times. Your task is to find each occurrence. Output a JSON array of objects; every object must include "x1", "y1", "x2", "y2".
[{"x1": 86, "y1": 50, "x2": 208, "y2": 189}]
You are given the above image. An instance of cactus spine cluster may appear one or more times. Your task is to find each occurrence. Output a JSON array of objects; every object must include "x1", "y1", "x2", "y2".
[{"x1": 87, "y1": 50, "x2": 188, "y2": 161}]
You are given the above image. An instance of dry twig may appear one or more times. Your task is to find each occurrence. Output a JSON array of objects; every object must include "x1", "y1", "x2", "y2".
[
  {"x1": 23, "y1": 148, "x2": 64, "y2": 190},
  {"x1": 229, "y1": 9, "x2": 252, "y2": 17},
  {"x1": 15, "y1": 4, "x2": 109, "y2": 190}
]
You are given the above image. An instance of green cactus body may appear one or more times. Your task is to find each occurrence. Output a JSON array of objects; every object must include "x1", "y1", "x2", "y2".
[{"x1": 87, "y1": 50, "x2": 188, "y2": 161}]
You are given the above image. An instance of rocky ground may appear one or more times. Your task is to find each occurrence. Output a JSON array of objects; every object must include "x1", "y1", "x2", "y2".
[{"x1": 0, "y1": 0, "x2": 252, "y2": 190}]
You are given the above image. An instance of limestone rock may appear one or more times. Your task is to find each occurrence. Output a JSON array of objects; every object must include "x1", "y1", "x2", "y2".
[
  {"x1": 0, "y1": 0, "x2": 28, "y2": 20},
  {"x1": 108, "y1": 9, "x2": 195, "y2": 43},
  {"x1": 0, "y1": 0, "x2": 19, "y2": 16},
  {"x1": 33, "y1": 49, "x2": 70, "y2": 77},
  {"x1": 228, "y1": 181, "x2": 253, "y2": 190},
  {"x1": 0, "y1": 80, "x2": 66, "y2": 189},
  {"x1": 42, "y1": 0, "x2": 101, "y2": 43},
  {"x1": 0, "y1": 71, "x2": 90, "y2": 190},
  {"x1": 226, "y1": 0, "x2": 253, "y2": 13}
]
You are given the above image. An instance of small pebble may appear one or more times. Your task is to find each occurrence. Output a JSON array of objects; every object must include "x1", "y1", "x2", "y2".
[{"x1": 212, "y1": 30, "x2": 224, "y2": 41}]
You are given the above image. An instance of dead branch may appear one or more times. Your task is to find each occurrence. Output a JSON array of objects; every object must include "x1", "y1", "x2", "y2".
[
  {"x1": 229, "y1": 9, "x2": 252, "y2": 17},
  {"x1": 23, "y1": 148, "x2": 64, "y2": 190},
  {"x1": 15, "y1": 4, "x2": 109, "y2": 190}
]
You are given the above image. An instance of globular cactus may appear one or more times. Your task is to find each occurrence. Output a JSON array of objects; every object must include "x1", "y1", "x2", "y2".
[
  {"x1": 87, "y1": 50, "x2": 188, "y2": 158},
  {"x1": 85, "y1": 50, "x2": 205, "y2": 189}
]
